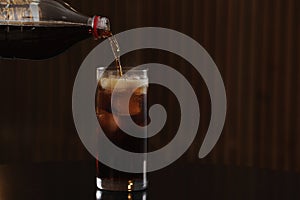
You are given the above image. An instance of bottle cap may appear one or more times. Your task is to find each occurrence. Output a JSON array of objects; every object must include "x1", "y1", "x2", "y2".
[{"x1": 93, "y1": 16, "x2": 110, "y2": 39}]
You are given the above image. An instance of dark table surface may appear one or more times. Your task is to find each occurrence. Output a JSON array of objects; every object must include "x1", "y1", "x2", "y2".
[{"x1": 0, "y1": 161, "x2": 299, "y2": 200}]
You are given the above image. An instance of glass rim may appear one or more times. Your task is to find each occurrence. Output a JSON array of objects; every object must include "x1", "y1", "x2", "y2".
[{"x1": 96, "y1": 66, "x2": 148, "y2": 72}]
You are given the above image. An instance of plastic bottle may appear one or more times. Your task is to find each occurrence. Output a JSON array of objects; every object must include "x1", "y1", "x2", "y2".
[{"x1": 0, "y1": 0, "x2": 111, "y2": 59}]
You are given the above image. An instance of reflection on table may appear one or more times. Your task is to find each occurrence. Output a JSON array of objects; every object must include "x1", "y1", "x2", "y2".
[{"x1": 96, "y1": 190, "x2": 147, "y2": 200}]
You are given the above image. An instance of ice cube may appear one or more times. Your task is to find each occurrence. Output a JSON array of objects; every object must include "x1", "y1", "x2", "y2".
[
  {"x1": 97, "y1": 109, "x2": 119, "y2": 134},
  {"x1": 111, "y1": 92, "x2": 142, "y2": 116},
  {"x1": 101, "y1": 77, "x2": 147, "y2": 116}
]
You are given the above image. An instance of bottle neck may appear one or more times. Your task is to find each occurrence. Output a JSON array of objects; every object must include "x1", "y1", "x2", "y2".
[{"x1": 90, "y1": 16, "x2": 111, "y2": 40}]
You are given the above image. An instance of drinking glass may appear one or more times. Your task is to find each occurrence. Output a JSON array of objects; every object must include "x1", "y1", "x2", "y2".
[{"x1": 95, "y1": 67, "x2": 148, "y2": 191}]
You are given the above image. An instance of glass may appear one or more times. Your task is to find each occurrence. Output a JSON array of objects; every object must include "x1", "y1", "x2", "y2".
[{"x1": 95, "y1": 67, "x2": 148, "y2": 191}]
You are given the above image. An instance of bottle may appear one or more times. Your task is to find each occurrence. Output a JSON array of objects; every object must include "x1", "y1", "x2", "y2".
[{"x1": 0, "y1": 0, "x2": 111, "y2": 60}]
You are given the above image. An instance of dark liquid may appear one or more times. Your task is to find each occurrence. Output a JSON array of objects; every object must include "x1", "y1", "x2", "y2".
[
  {"x1": 95, "y1": 80, "x2": 147, "y2": 191},
  {"x1": 108, "y1": 34, "x2": 123, "y2": 76},
  {"x1": 0, "y1": 24, "x2": 111, "y2": 60}
]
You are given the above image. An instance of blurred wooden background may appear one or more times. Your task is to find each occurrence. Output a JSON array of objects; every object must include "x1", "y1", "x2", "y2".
[{"x1": 0, "y1": 0, "x2": 299, "y2": 172}]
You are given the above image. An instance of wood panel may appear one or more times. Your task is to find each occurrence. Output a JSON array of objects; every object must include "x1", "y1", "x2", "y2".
[{"x1": 0, "y1": 0, "x2": 299, "y2": 172}]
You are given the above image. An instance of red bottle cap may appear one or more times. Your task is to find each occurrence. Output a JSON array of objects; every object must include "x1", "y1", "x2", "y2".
[{"x1": 93, "y1": 16, "x2": 100, "y2": 39}]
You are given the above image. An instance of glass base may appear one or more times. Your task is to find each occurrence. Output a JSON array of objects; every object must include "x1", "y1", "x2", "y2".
[{"x1": 96, "y1": 177, "x2": 147, "y2": 191}]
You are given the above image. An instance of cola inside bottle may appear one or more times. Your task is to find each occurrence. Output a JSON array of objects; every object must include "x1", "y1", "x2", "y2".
[{"x1": 0, "y1": 23, "x2": 112, "y2": 60}]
